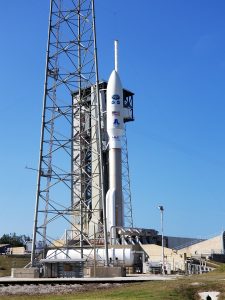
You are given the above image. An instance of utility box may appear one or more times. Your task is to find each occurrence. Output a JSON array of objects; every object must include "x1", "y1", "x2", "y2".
[
  {"x1": 41, "y1": 259, "x2": 85, "y2": 278},
  {"x1": 11, "y1": 268, "x2": 39, "y2": 278},
  {"x1": 89, "y1": 266, "x2": 126, "y2": 277}
]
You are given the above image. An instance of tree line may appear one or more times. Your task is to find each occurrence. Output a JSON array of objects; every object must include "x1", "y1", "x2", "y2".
[{"x1": 0, "y1": 233, "x2": 31, "y2": 247}]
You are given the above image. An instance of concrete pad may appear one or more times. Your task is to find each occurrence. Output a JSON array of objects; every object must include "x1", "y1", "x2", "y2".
[{"x1": 0, "y1": 273, "x2": 176, "y2": 284}]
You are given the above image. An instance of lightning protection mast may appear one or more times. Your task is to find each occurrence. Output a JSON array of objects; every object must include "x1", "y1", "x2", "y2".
[{"x1": 31, "y1": 0, "x2": 108, "y2": 268}]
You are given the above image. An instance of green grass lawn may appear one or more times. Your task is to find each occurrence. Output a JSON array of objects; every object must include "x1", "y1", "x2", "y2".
[{"x1": 0, "y1": 255, "x2": 30, "y2": 277}]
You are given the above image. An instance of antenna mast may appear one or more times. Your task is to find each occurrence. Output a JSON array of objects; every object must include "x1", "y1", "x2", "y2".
[{"x1": 114, "y1": 40, "x2": 118, "y2": 72}]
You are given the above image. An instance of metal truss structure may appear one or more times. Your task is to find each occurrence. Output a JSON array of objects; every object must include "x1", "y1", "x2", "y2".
[
  {"x1": 31, "y1": 0, "x2": 106, "y2": 265},
  {"x1": 121, "y1": 127, "x2": 134, "y2": 228}
]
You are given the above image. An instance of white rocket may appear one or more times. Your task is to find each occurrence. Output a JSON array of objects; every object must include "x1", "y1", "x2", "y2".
[{"x1": 106, "y1": 41, "x2": 124, "y2": 243}]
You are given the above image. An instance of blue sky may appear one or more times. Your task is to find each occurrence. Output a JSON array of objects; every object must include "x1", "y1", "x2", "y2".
[{"x1": 1, "y1": 0, "x2": 225, "y2": 239}]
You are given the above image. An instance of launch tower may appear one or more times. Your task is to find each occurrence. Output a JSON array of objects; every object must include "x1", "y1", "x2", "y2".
[{"x1": 31, "y1": 0, "x2": 107, "y2": 266}]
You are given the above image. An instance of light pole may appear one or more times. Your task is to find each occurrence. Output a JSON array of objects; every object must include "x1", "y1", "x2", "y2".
[{"x1": 158, "y1": 205, "x2": 165, "y2": 275}]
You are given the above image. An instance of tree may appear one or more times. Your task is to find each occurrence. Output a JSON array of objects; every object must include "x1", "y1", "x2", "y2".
[{"x1": 0, "y1": 233, "x2": 31, "y2": 247}]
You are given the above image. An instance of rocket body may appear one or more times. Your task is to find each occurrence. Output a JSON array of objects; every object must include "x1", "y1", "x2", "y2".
[{"x1": 106, "y1": 70, "x2": 124, "y2": 241}]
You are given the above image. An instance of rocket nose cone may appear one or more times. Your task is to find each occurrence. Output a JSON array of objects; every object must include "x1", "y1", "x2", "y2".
[
  {"x1": 107, "y1": 70, "x2": 122, "y2": 91},
  {"x1": 109, "y1": 69, "x2": 117, "y2": 79}
]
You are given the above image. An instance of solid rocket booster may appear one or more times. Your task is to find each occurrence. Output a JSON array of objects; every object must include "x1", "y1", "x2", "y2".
[{"x1": 106, "y1": 43, "x2": 124, "y2": 240}]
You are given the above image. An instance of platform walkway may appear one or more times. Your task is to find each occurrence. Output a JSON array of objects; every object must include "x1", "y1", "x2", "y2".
[{"x1": 0, "y1": 273, "x2": 177, "y2": 285}]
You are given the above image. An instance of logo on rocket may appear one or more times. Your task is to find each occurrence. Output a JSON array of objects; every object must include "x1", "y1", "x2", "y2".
[
  {"x1": 112, "y1": 94, "x2": 121, "y2": 104},
  {"x1": 113, "y1": 119, "x2": 120, "y2": 127},
  {"x1": 112, "y1": 94, "x2": 120, "y2": 100}
]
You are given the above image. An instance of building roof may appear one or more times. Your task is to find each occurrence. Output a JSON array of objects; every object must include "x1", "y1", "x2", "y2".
[{"x1": 0, "y1": 244, "x2": 10, "y2": 247}]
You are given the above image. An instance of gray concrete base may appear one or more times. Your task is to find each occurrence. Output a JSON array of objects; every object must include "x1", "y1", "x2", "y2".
[
  {"x1": 0, "y1": 273, "x2": 176, "y2": 283},
  {"x1": 11, "y1": 268, "x2": 39, "y2": 278},
  {"x1": 89, "y1": 266, "x2": 126, "y2": 277}
]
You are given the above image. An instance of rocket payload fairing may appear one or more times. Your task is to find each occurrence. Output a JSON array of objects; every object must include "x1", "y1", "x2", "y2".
[
  {"x1": 106, "y1": 70, "x2": 124, "y2": 145},
  {"x1": 106, "y1": 41, "x2": 124, "y2": 242}
]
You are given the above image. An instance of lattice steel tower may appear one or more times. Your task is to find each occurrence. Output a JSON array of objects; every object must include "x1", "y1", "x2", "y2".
[
  {"x1": 31, "y1": 0, "x2": 106, "y2": 265},
  {"x1": 122, "y1": 128, "x2": 134, "y2": 228}
]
